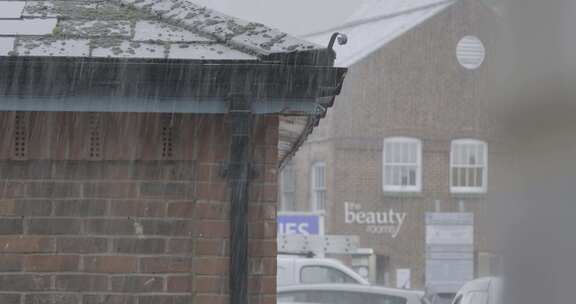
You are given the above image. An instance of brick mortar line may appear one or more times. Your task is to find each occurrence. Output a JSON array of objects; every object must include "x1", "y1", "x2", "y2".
[
  {"x1": 18, "y1": 216, "x2": 201, "y2": 220},
  {"x1": 0, "y1": 272, "x2": 199, "y2": 277},
  {"x1": 0, "y1": 179, "x2": 199, "y2": 183},
  {"x1": 10, "y1": 292, "x2": 193, "y2": 295},
  {"x1": 0, "y1": 236, "x2": 200, "y2": 239},
  {"x1": 1, "y1": 237, "x2": 204, "y2": 243},
  {"x1": 12, "y1": 237, "x2": 204, "y2": 241},
  {"x1": 0, "y1": 271, "x2": 198, "y2": 278},
  {"x1": 3, "y1": 254, "x2": 207, "y2": 258},
  {"x1": 1, "y1": 197, "x2": 201, "y2": 201}
]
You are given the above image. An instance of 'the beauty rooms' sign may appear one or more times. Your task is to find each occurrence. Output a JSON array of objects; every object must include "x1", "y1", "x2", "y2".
[{"x1": 344, "y1": 202, "x2": 407, "y2": 238}]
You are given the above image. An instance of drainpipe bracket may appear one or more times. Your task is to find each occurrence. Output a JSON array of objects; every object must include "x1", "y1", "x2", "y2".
[{"x1": 218, "y1": 162, "x2": 259, "y2": 179}]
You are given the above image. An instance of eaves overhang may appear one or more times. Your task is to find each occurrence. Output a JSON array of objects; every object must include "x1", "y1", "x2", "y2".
[
  {"x1": 0, "y1": 56, "x2": 346, "y2": 114},
  {"x1": 0, "y1": 55, "x2": 347, "y2": 166}
]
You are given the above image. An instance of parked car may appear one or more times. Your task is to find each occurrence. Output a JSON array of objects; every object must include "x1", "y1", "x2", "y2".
[
  {"x1": 277, "y1": 255, "x2": 369, "y2": 286},
  {"x1": 451, "y1": 277, "x2": 502, "y2": 304},
  {"x1": 278, "y1": 283, "x2": 426, "y2": 304}
]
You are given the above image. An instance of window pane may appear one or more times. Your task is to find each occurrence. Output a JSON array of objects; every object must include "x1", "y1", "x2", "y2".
[
  {"x1": 402, "y1": 142, "x2": 410, "y2": 162},
  {"x1": 314, "y1": 165, "x2": 325, "y2": 188},
  {"x1": 454, "y1": 143, "x2": 467, "y2": 165},
  {"x1": 409, "y1": 142, "x2": 417, "y2": 163},
  {"x1": 477, "y1": 143, "x2": 486, "y2": 164},
  {"x1": 458, "y1": 168, "x2": 467, "y2": 186},
  {"x1": 393, "y1": 166, "x2": 401, "y2": 185},
  {"x1": 400, "y1": 166, "x2": 408, "y2": 186},
  {"x1": 452, "y1": 167, "x2": 460, "y2": 187},
  {"x1": 409, "y1": 166, "x2": 416, "y2": 185},
  {"x1": 314, "y1": 167, "x2": 319, "y2": 187},
  {"x1": 469, "y1": 150, "x2": 477, "y2": 165},
  {"x1": 281, "y1": 162, "x2": 296, "y2": 211},
  {"x1": 316, "y1": 190, "x2": 326, "y2": 210},
  {"x1": 463, "y1": 144, "x2": 470, "y2": 166},
  {"x1": 393, "y1": 142, "x2": 401, "y2": 162},
  {"x1": 452, "y1": 166, "x2": 485, "y2": 189},
  {"x1": 475, "y1": 168, "x2": 484, "y2": 187},
  {"x1": 467, "y1": 167, "x2": 476, "y2": 186},
  {"x1": 384, "y1": 139, "x2": 419, "y2": 165}
]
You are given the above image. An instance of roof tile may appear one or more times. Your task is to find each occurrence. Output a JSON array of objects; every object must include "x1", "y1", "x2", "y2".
[
  {"x1": 22, "y1": 1, "x2": 56, "y2": 18},
  {"x1": 134, "y1": 20, "x2": 214, "y2": 43},
  {"x1": 15, "y1": 38, "x2": 90, "y2": 57},
  {"x1": 92, "y1": 40, "x2": 167, "y2": 59},
  {"x1": 0, "y1": 1, "x2": 25, "y2": 19},
  {"x1": 0, "y1": 37, "x2": 15, "y2": 56},
  {"x1": 1, "y1": 0, "x2": 325, "y2": 61},
  {"x1": 0, "y1": 19, "x2": 57, "y2": 36},
  {"x1": 59, "y1": 20, "x2": 133, "y2": 38},
  {"x1": 168, "y1": 43, "x2": 257, "y2": 60},
  {"x1": 116, "y1": 0, "x2": 322, "y2": 56}
]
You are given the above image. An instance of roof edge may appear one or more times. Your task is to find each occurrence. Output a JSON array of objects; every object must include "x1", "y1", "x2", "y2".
[{"x1": 301, "y1": 0, "x2": 456, "y2": 38}]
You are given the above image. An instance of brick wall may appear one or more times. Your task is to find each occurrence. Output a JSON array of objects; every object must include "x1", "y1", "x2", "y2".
[{"x1": 0, "y1": 112, "x2": 278, "y2": 304}]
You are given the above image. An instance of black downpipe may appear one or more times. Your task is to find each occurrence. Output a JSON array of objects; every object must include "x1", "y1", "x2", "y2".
[{"x1": 227, "y1": 96, "x2": 253, "y2": 304}]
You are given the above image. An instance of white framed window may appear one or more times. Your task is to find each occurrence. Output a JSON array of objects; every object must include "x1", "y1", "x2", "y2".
[
  {"x1": 450, "y1": 139, "x2": 487, "y2": 193},
  {"x1": 311, "y1": 162, "x2": 326, "y2": 211},
  {"x1": 383, "y1": 137, "x2": 422, "y2": 192},
  {"x1": 280, "y1": 161, "x2": 296, "y2": 211}
]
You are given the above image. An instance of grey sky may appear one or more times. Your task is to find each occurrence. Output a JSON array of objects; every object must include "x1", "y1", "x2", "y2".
[{"x1": 191, "y1": 0, "x2": 361, "y2": 36}]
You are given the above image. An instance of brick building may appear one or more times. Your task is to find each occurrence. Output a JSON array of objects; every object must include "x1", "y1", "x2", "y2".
[
  {"x1": 282, "y1": 0, "x2": 503, "y2": 289},
  {"x1": 0, "y1": 1, "x2": 346, "y2": 304}
]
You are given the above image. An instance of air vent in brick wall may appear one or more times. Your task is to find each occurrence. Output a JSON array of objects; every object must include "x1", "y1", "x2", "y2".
[
  {"x1": 0, "y1": 112, "x2": 198, "y2": 160},
  {"x1": 13, "y1": 112, "x2": 27, "y2": 159},
  {"x1": 161, "y1": 114, "x2": 174, "y2": 159},
  {"x1": 88, "y1": 113, "x2": 102, "y2": 159}
]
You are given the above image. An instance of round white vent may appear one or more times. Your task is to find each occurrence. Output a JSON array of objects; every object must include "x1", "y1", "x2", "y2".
[{"x1": 456, "y1": 36, "x2": 486, "y2": 70}]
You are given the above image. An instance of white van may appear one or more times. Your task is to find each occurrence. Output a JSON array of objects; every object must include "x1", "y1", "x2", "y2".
[
  {"x1": 277, "y1": 255, "x2": 369, "y2": 286},
  {"x1": 279, "y1": 283, "x2": 426, "y2": 304},
  {"x1": 451, "y1": 277, "x2": 502, "y2": 304}
]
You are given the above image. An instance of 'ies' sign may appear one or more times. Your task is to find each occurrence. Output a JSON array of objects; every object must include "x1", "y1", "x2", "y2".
[{"x1": 277, "y1": 213, "x2": 323, "y2": 235}]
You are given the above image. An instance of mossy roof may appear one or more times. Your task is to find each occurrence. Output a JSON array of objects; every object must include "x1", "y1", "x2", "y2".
[{"x1": 0, "y1": 0, "x2": 323, "y2": 60}]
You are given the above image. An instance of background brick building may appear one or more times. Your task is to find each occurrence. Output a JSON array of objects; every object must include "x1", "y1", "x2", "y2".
[
  {"x1": 284, "y1": 0, "x2": 503, "y2": 289},
  {"x1": 0, "y1": 1, "x2": 346, "y2": 304}
]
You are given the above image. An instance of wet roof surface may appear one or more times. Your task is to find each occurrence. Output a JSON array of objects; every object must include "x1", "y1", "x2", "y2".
[
  {"x1": 0, "y1": 0, "x2": 323, "y2": 60},
  {"x1": 0, "y1": 1, "x2": 26, "y2": 19}
]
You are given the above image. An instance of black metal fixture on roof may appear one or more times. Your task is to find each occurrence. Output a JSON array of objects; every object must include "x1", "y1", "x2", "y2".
[{"x1": 328, "y1": 32, "x2": 349, "y2": 51}]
